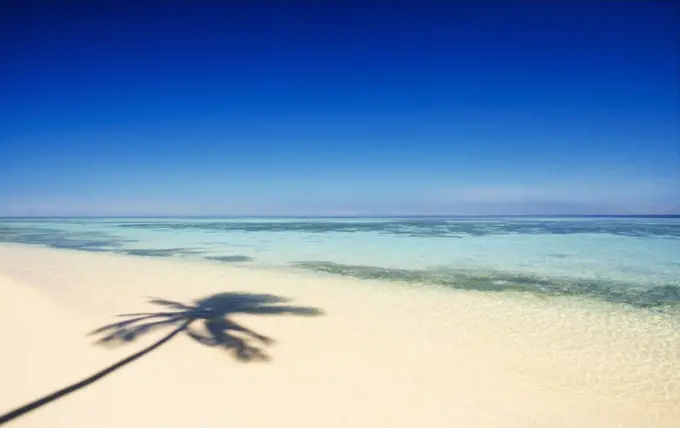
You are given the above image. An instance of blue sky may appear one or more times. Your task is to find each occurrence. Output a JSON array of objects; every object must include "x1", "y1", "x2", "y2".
[{"x1": 2, "y1": 1, "x2": 679, "y2": 216}]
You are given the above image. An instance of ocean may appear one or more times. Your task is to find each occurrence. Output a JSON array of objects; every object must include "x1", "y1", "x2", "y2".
[{"x1": 1, "y1": 216, "x2": 678, "y2": 312}]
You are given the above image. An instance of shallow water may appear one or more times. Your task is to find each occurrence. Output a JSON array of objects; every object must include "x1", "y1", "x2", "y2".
[{"x1": 1, "y1": 216, "x2": 679, "y2": 310}]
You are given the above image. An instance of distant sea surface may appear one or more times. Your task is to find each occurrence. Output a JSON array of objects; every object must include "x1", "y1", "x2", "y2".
[{"x1": 1, "y1": 216, "x2": 679, "y2": 311}]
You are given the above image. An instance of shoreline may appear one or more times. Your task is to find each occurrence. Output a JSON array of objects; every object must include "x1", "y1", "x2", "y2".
[{"x1": 1, "y1": 243, "x2": 678, "y2": 427}]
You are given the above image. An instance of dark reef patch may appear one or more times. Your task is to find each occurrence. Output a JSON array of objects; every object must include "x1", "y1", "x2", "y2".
[
  {"x1": 0, "y1": 225, "x2": 131, "y2": 252},
  {"x1": 546, "y1": 254, "x2": 571, "y2": 259},
  {"x1": 119, "y1": 248, "x2": 200, "y2": 258},
  {"x1": 205, "y1": 255, "x2": 253, "y2": 263},
  {"x1": 114, "y1": 218, "x2": 680, "y2": 239},
  {"x1": 291, "y1": 261, "x2": 680, "y2": 310}
]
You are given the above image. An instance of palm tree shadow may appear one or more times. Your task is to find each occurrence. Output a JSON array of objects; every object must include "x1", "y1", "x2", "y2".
[
  {"x1": 94, "y1": 292, "x2": 323, "y2": 362},
  {"x1": 0, "y1": 292, "x2": 323, "y2": 425}
]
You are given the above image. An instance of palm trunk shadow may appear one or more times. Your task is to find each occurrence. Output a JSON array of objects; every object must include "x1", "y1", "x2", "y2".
[
  {"x1": 0, "y1": 292, "x2": 323, "y2": 426},
  {"x1": 0, "y1": 320, "x2": 191, "y2": 426}
]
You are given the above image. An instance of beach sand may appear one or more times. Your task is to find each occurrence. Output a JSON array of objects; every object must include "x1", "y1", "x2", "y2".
[{"x1": 1, "y1": 243, "x2": 678, "y2": 427}]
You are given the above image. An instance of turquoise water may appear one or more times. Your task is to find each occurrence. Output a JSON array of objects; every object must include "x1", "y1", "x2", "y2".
[{"x1": 1, "y1": 217, "x2": 679, "y2": 310}]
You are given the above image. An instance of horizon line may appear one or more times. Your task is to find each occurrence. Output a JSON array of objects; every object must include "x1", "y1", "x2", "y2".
[{"x1": 1, "y1": 214, "x2": 679, "y2": 219}]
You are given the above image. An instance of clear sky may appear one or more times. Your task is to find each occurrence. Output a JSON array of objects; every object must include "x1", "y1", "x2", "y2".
[{"x1": 2, "y1": 1, "x2": 679, "y2": 216}]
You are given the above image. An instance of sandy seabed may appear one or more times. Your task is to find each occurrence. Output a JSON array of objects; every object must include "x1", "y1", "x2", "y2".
[{"x1": 0, "y1": 243, "x2": 678, "y2": 427}]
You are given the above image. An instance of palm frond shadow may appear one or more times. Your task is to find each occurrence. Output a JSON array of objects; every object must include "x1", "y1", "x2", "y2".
[
  {"x1": 93, "y1": 292, "x2": 323, "y2": 361},
  {"x1": 0, "y1": 292, "x2": 323, "y2": 426}
]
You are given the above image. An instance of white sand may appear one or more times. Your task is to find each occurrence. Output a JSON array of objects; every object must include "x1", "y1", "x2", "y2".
[{"x1": 1, "y1": 243, "x2": 678, "y2": 427}]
